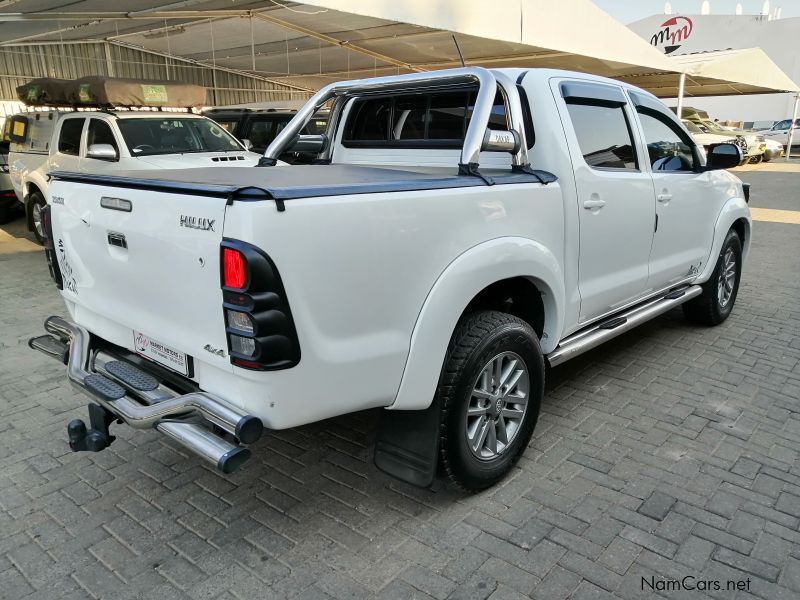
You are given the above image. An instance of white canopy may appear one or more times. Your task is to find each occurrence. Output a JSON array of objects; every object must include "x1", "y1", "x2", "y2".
[
  {"x1": 619, "y1": 48, "x2": 799, "y2": 98},
  {"x1": 1, "y1": 0, "x2": 797, "y2": 100}
]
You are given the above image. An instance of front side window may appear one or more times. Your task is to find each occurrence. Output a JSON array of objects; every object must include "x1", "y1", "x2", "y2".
[
  {"x1": 343, "y1": 88, "x2": 509, "y2": 147},
  {"x1": 565, "y1": 102, "x2": 637, "y2": 170},
  {"x1": 773, "y1": 120, "x2": 790, "y2": 130},
  {"x1": 86, "y1": 119, "x2": 119, "y2": 156},
  {"x1": 638, "y1": 110, "x2": 696, "y2": 172},
  {"x1": 116, "y1": 118, "x2": 243, "y2": 156},
  {"x1": 57, "y1": 118, "x2": 84, "y2": 156}
]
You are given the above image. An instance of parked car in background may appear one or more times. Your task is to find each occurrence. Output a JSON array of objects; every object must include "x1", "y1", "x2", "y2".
[
  {"x1": 763, "y1": 138, "x2": 784, "y2": 162},
  {"x1": 203, "y1": 106, "x2": 328, "y2": 163},
  {"x1": 682, "y1": 119, "x2": 736, "y2": 154},
  {"x1": 8, "y1": 110, "x2": 259, "y2": 243},
  {"x1": 32, "y1": 67, "x2": 751, "y2": 490},
  {"x1": 760, "y1": 118, "x2": 799, "y2": 149},
  {"x1": 676, "y1": 107, "x2": 763, "y2": 164}
]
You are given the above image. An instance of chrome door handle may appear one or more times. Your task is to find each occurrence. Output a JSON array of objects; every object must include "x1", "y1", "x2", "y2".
[
  {"x1": 657, "y1": 193, "x2": 673, "y2": 203},
  {"x1": 583, "y1": 199, "x2": 606, "y2": 209}
]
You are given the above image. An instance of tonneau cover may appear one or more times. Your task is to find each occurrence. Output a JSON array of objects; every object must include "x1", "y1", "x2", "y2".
[{"x1": 49, "y1": 164, "x2": 556, "y2": 202}]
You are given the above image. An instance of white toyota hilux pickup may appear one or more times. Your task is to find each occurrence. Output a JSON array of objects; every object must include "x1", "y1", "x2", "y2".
[{"x1": 31, "y1": 68, "x2": 751, "y2": 491}]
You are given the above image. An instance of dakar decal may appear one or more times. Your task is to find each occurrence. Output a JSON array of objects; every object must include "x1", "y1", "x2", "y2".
[
  {"x1": 650, "y1": 16, "x2": 693, "y2": 54},
  {"x1": 57, "y1": 238, "x2": 78, "y2": 294}
]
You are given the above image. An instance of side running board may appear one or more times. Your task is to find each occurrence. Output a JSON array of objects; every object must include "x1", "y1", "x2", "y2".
[{"x1": 547, "y1": 285, "x2": 702, "y2": 367}]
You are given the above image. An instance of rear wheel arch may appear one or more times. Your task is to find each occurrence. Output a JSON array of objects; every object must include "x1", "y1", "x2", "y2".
[
  {"x1": 390, "y1": 237, "x2": 564, "y2": 412},
  {"x1": 460, "y1": 276, "x2": 547, "y2": 340}
]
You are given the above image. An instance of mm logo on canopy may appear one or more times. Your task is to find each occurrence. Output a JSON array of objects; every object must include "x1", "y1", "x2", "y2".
[{"x1": 650, "y1": 16, "x2": 693, "y2": 54}]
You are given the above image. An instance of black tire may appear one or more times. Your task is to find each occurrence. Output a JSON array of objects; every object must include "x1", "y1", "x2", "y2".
[
  {"x1": 26, "y1": 191, "x2": 46, "y2": 245},
  {"x1": 682, "y1": 229, "x2": 742, "y2": 326},
  {"x1": 438, "y1": 311, "x2": 544, "y2": 491}
]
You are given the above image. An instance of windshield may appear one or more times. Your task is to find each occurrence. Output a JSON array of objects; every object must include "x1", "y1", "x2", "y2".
[
  {"x1": 117, "y1": 118, "x2": 244, "y2": 156},
  {"x1": 682, "y1": 120, "x2": 703, "y2": 134},
  {"x1": 700, "y1": 120, "x2": 727, "y2": 134}
]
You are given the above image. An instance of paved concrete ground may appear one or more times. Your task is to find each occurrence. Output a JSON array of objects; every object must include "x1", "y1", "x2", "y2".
[{"x1": 1, "y1": 172, "x2": 799, "y2": 600}]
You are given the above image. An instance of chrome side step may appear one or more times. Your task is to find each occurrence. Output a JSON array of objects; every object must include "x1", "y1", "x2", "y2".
[{"x1": 547, "y1": 285, "x2": 702, "y2": 367}]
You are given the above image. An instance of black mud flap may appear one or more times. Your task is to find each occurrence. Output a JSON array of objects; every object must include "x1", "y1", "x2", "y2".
[{"x1": 374, "y1": 396, "x2": 441, "y2": 488}]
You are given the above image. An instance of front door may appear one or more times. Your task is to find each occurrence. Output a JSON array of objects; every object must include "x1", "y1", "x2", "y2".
[
  {"x1": 630, "y1": 96, "x2": 718, "y2": 292},
  {"x1": 558, "y1": 81, "x2": 656, "y2": 324},
  {"x1": 79, "y1": 118, "x2": 122, "y2": 175}
]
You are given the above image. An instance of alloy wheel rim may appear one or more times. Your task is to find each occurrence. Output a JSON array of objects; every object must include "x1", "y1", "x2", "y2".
[
  {"x1": 717, "y1": 247, "x2": 736, "y2": 308},
  {"x1": 32, "y1": 202, "x2": 43, "y2": 238},
  {"x1": 465, "y1": 351, "x2": 530, "y2": 460}
]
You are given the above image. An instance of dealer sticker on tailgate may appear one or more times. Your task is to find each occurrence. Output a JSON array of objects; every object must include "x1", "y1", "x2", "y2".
[{"x1": 133, "y1": 331, "x2": 189, "y2": 376}]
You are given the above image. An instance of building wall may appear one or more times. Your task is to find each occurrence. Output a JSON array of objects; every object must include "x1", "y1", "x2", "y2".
[
  {"x1": 628, "y1": 14, "x2": 799, "y2": 124},
  {"x1": 0, "y1": 42, "x2": 309, "y2": 107}
]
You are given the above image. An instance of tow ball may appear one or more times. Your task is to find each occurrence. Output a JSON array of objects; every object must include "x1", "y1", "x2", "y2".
[{"x1": 67, "y1": 403, "x2": 118, "y2": 452}]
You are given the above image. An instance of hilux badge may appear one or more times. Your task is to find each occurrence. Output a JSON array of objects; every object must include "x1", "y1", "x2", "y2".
[{"x1": 180, "y1": 215, "x2": 216, "y2": 231}]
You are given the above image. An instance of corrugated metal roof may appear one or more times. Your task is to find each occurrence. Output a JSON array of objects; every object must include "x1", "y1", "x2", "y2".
[{"x1": 0, "y1": 41, "x2": 310, "y2": 105}]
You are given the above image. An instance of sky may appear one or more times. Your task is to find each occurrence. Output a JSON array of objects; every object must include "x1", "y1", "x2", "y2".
[{"x1": 591, "y1": 0, "x2": 800, "y2": 24}]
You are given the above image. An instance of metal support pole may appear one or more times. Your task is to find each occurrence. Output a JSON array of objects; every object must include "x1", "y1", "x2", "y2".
[
  {"x1": 676, "y1": 72, "x2": 686, "y2": 119},
  {"x1": 785, "y1": 93, "x2": 799, "y2": 161}
]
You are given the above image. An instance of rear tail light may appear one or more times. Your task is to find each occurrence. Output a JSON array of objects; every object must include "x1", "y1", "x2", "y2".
[
  {"x1": 226, "y1": 309, "x2": 254, "y2": 334},
  {"x1": 220, "y1": 240, "x2": 300, "y2": 370},
  {"x1": 230, "y1": 335, "x2": 257, "y2": 356},
  {"x1": 222, "y1": 247, "x2": 246, "y2": 289}
]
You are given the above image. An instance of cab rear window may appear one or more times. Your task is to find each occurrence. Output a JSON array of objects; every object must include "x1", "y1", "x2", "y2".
[{"x1": 343, "y1": 88, "x2": 510, "y2": 148}]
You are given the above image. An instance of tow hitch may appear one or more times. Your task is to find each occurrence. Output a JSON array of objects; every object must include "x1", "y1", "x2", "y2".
[
  {"x1": 68, "y1": 403, "x2": 116, "y2": 452},
  {"x1": 30, "y1": 316, "x2": 263, "y2": 474}
]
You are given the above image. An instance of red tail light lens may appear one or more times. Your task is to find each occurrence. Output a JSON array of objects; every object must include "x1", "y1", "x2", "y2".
[{"x1": 223, "y1": 248, "x2": 246, "y2": 289}]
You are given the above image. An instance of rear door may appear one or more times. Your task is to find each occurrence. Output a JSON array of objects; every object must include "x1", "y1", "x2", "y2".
[
  {"x1": 52, "y1": 178, "x2": 230, "y2": 377},
  {"x1": 556, "y1": 80, "x2": 656, "y2": 324}
]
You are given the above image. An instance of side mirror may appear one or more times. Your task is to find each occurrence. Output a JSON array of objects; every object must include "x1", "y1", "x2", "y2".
[
  {"x1": 87, "y1": 143, "x2": 118, "y2": 161},
  {"x1": 241, "y1": 138, "x2": 253, "y2": 151},
  {"x1": 706, "y1": 143, "x2": 742, "y2": 170},
  {"x1": 287, "y1": 134, "x2": 328, "y2": 153},
  {"x1": 481, "y1": 129, "x2": 520, "y2": 153}
]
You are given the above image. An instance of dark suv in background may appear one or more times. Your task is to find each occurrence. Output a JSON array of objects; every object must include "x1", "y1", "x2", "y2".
[{"x1": 202, "y1": 107, "x2": 328, "y2": 164}]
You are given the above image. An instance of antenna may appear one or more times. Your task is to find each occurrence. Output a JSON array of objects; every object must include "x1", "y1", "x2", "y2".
[{"x1": 452, "y1": 35, "x2": 466, "y2": 68}]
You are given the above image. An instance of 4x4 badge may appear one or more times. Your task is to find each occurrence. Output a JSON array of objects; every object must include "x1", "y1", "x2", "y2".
[{"x1": 180, "y1": 215, "x2": 216, "y2": 231}]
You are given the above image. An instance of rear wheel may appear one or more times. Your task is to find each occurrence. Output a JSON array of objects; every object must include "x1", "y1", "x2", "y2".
[
  {"x1": 683, "y1": 229, "x2": 742, "y2": 326},
  {"x1": 438, "y1": 311, "x2": 544, "y2": 491},
  {"x1": 27, "y1": 191, "x2": 46, "y2": 245}
]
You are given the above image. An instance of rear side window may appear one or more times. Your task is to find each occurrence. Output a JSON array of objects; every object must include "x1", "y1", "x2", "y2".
[
  {"x1": 58, "y1": 119, "x2": 84, "y2": 156},
  {"x1": 343, "y1": 88, "x2": 509, "y2": 147},
  {"x1": 565, "y1": 102, "x2": 637, "y2": 170}
]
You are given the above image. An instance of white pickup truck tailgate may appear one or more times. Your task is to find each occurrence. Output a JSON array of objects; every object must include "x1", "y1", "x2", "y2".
[{"x1": 49, "y1": 179, "x2": 230, "y2": 378}]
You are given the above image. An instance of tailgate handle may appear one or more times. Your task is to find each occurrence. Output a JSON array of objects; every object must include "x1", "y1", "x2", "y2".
[{"x1": 107, "y1": 231, "x2": 127, "y2": 249}]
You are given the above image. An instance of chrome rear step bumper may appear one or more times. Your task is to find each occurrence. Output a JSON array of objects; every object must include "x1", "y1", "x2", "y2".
[{"x1": 30, "y1": 316, "x2": 263, "y2": 473}]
